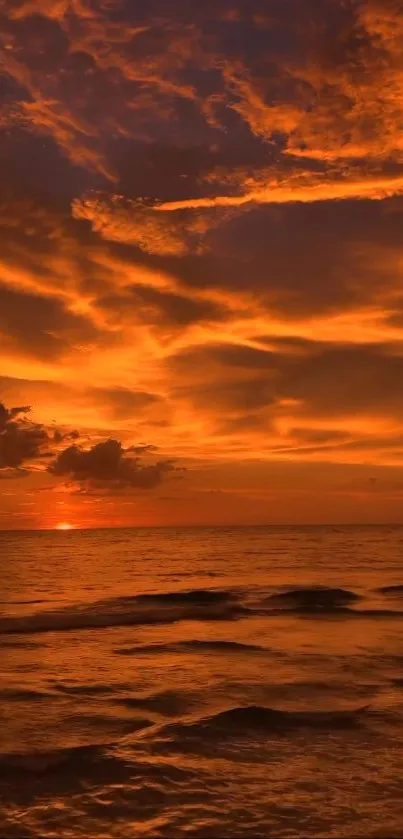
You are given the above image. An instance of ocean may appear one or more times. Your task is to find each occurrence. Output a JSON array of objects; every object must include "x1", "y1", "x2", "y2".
[{"x1": 2, "y1": 525, "x2": 403, "y2": 838}]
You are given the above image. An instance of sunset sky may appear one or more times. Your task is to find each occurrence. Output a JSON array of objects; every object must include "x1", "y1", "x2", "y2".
[{"x1": 2, "y1": 0, "x2": 403, "y2": 528}]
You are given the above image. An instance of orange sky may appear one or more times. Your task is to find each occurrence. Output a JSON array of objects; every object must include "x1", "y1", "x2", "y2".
[{"x1": 2, "y1": 0, "x2": 403, "y2": 528}]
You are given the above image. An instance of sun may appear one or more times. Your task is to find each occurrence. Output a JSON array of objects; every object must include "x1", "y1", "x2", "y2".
[{"x1": 56, "y1": 522, "x2": 75, "y2": 531}]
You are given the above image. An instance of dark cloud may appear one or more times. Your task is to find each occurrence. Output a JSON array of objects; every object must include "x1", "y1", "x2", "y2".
[
  {"x1": 169, "y1": 342, "x2": 286, "y2": 393},
  {"x1": 280, "y1": 343, "x2": 403, "y2": 416},
  {"x1": 170, "y1": 339, "x2": 403, "y2": 421},
  {"x1": 151, "y1": 199, "x2": 403, "y2": 318},
  {"x1": 49, "y1": 438, "x2": 176, "y2": 490},
  {"x1": 0, "y1": 285, "x2": 102, "y2": 361},
  {"x1": 3, "y1": 0, "x2": 403, "y2": 331},
  {"x1": 289, "y1": 428, "x2": 351, "y2": 446},
  {"x1": 0, "y1": 186, "x2": 234, "y2": 343},
  {"x1": 90, "y1": 387, "x2": 163, "y2": 420},
  {"x1": 52, "y1": 428, "x2": 80, "y2": 444},
  {"x1": 3, "y1": 0, "x2": 403, "y2": 196},
  {"x1": 0, "y1": 402, "x2": 49, "y2": 469},
  {"x1": 120, "y1": 285, "x2": 226, "y2": 326},
  {"x1": 217, "y1": 412, "x2": 272, "y2": 434},
  {"x1": 0, "y1": 397, "x2": 174, "y2": 491}
]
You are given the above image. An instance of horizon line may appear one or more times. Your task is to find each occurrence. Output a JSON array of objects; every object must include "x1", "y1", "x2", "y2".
[{"x1": 2, "y1": 522, "x2": 403, "y2": 534}]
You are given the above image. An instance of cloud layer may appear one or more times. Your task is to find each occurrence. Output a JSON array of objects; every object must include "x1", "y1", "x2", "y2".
[{"x1": 2, "y1": 0, "x2": 403, "y2": 525}]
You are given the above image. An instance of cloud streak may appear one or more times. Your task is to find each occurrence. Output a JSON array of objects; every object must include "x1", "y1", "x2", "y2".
[{"x1": 154, "y1": 173, "x2": 403, "y2": 211}]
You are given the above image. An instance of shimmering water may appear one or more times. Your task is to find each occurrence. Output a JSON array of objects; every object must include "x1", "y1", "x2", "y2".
[{"x1": 2, "y1": 525, "x2": 403, "y2": 837}]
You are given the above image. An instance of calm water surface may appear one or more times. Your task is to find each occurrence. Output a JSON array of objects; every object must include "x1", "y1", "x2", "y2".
[{"x1": 2, "y1": 525, "x2": 403, "y2": 837}]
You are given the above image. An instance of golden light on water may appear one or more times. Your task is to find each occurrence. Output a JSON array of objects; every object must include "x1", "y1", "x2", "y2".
[{"x1": 56, "y1": 523, "x2": 75, "y2": 531}]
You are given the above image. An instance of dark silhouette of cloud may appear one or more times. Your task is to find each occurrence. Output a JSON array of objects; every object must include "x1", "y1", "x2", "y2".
[
  {"x1": 0, "y1": 402, "x2": 49, "y2": 469},
  {"x1": 0, "y1": 285, "x2": 102, "y2": 361},
  {"x1": 0, "y1": 401, "x2": 176, "y2": 492},
  {"x1": 49, "y1": 438, "x2": 176, "y2": 490}
]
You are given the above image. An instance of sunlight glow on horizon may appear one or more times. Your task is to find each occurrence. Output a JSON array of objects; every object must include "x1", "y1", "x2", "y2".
[{"x1": 56, "y1": 523, "x2": 75, "y2": 531}]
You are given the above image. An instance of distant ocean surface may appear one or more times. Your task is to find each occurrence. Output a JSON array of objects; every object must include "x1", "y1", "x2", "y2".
[{"x1": 2, "y1": 525, "x2": 403, "y2": 838}]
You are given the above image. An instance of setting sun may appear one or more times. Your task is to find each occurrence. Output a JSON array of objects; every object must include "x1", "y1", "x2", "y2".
[{"x1": 56, "y1": 523, "x2": 74, "y2": 531}]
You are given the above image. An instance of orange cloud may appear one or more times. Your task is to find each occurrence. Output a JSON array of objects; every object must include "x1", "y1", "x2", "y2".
[
  {"x1": 72, "y1": 192, "x2": 214, "y2": 256},
  {"x1": 154, "y1": 172, "x2": 403, "y2": 211}
]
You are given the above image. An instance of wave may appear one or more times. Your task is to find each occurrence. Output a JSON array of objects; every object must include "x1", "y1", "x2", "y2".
[
  {"x1": 261, "y1": 587, "x2": 403, "y2": 618},
  {"x1": 2, "y1": 583, "x2": 403, "y2": 637},
  {"x1": 0, "y1": 743, "x2": 115, "y2": 777},
  {"x1": 115, "y1": 639, "x2": 265, "y2": 656},
  {"x1": 0, "y1": 742, "x2": 161, "y2": 798},
  {"x1": 349, "y1": 609, "x2": 403, "y2": 618},
  {"x1": 54, "y1": 682, "x2": 127, "y2": 696},
  {"x1": 0, "y1": 742, "x2": 198, "y2": 792},
  {"x1": 0, "y1": 639, "x2": 45, "y2": 649},
  {"x1": 117, "y1": 689, "x2": 193, "y2": 717},
  {"x1": 68, "y1": 713, "x2": 154, "y2": 735},
  {"x1": 0, "y1": 588, "x2": 246, "y2": 636},
  {"x1": 282, "y1": 607, "x2": 403, "y2": 619},
  {"x1": 135, "y1": 589, "x2": 235, "y2": 606},
  {"x1": 0, "y1": 688, "x2": 55, "y2": 702},
  {"x1": 1, "y1": 599, "x2": 46, "y2": 606},
  {"x1": 377, "y1": 584, "x2": 403, "y2": 594},
  {"x1": 266, "y1": 587, "x2": 362, "y2": 613},
  {"x1": 166, "y1": 703, "x2": 370, "y2": 740}
]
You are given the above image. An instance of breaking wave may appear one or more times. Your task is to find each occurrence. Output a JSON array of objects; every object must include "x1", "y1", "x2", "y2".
[
  {"x1": 165, "y1": 703, "x2": 370, "y2": 740},
  {"x1": 0, "y1": 588, "x2": 246, "y2": 635}
]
